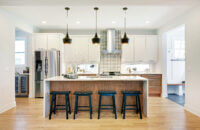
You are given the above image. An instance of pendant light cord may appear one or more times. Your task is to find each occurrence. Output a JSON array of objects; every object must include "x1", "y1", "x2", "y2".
[
  {"x1": 95, "y1": 8, "x2": 98, "y2": 34},
  {"x1": 67, "y1": 9, "x2": 69, "y2": 34},
  {"x1": 124, "y1": 8, "x2": 127, "y2": 33}
]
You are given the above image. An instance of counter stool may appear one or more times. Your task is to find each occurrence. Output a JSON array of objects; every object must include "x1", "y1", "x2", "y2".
[
  {"x1": 98, "y1": 91, "x2": 117, "y2": 119},
  {"x1": 49, "y1": 91, "x2": 71, "y2": 120},
  {"x1": 73, "y1": 91, "x2": 93, "y2": 119},
  {"x1": 121, "y1": 91, "x2": 142, "y2": 119}
]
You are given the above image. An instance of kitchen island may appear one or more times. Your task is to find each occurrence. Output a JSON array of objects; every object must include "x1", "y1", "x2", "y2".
[{"x1": 44, "y1": 76, "x2": 149, "y2": 118}]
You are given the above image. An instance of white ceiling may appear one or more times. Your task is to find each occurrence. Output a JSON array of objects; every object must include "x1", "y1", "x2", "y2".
[{"x1": 0, "y1": 0, "x2": 200, "y2": 30}]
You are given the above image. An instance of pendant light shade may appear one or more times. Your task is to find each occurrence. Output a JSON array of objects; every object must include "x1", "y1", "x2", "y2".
[
  {"x1": 63, "y1": 7, "x2": 72, "y2": 44},
  {"x1": 121, "y1": 7, "x2": 129, "y2": 44},
  {"x1": 92, "y1": 7, "x2": 100, "y2": 44}
]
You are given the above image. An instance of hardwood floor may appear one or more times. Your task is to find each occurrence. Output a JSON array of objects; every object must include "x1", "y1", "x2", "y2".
[{"x1": 0, "y1": 97, "x2": 200, "y2": 130}]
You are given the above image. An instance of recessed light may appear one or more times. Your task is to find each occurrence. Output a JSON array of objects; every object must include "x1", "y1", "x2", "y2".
[
  {"x1": 145, "y1": 21, "x2": 150, "y2": 24},
  {"x1": 112, "y1": 21, "x2": 116, "y2": 24},
  {"x1": 42, "y1": 21, "x2": 47, "y2": 24},
  {"x1": 76, "y1": 21, "x2": 80, "y2": 24}
]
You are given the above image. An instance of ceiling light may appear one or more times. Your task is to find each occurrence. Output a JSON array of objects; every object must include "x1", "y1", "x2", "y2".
[
  {"x1": 92, "y1": 7, "x2": 100, "y2": 44},
  {"x1": 145, "y1": 21, "x2": 150, "y2": 24},
  {"x1": 41, "y1": 21, "x2": 46, "y2": 24},
  {"x1": 76, "y1": 21, "x2": 80, "y2": 24},
  {"x1": 63, "y1": 7, "x2": 72, "y2": 44},
  {"x1": 112, "y1": 21, "x2": 116, "y2": 24}
]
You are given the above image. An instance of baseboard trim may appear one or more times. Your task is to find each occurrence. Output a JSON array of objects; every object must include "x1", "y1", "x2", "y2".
[
  {"x1": 0, "y1": 101, "x2": 16, "y2": 114},
  {"x1": 184, "y1": 104, "x2": 200, "y2": 117}
]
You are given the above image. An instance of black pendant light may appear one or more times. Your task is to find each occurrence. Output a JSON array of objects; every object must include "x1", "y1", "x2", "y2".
[
  {"x1": 92, "y1": 7, "x2": 100, "y2": 44},
  {"x1": 63, "y1": 7, "x2": 72, "y2": 44},
  {"x1": 121, "y1": 7, "x2": 129, "y2": 44}
]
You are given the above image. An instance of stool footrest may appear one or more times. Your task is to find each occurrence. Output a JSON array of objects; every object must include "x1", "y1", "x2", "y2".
[
  {"x1": 124, "y1": 108, "x2": 137, "y2": 110},
  {"x1": 77, "y1": 106, "x2": 89, "y2": 108},
  {"x1": 101, "y1": 108, "x2": 114, "y2": 110},
  {"x1": 78, "y1": 109, "x2": 90, "y2": 111},
  {"x1": 56, "y1": 105, "x2": 65, "y2": 107},
  {"x1": 124, "y1": 105, "x2": 137, "y2": 106},
  {"x1": 56, "y1": 108, "x2": 66, "y2": 110},
  {"x1": 101, "y1": 105, "x2": 113, "y2": 106}
]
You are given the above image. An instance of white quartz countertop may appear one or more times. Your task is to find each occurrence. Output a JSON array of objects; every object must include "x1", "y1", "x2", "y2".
[{"x1": 45, "y1": 76, "x2": 148, "y2": 82}]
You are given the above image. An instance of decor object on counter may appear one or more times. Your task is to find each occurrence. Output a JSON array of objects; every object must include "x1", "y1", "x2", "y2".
[
  {"x1": 63, "y1": 7, "x2": 72, "y2": 44},
  {"x1": 121, "y1": 7, "x2": 129, "y2": 44},
  {"x1": 63, "y1": 73, "x2": 78, "y2": 79},
  {"x1": 92, "y1": 7, "x2": 100, "y2": 44}
]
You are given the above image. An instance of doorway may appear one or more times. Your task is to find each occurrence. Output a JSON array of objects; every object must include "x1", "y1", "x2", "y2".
[
  {"x1": 166, "y1": 25, "x2": 185, "y2": 106},
  {"x1": 15, "y1": 28, "x2": 31, "y2": 97}
]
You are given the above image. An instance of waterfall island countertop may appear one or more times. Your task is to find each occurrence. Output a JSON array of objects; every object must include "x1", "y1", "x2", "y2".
[{"x1": 43, "y1": 76, "x2": 149, "y2": 118}]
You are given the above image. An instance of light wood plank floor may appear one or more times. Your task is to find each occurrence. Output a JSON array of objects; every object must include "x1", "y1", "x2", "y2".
[{"x1": 0, "y1": 97, "x2": 200, "y2": 130}]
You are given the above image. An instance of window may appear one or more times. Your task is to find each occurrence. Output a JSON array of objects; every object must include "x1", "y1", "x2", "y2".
[
  {"x1": 77, "y1": 64, "x2": 98, "y2": 74},
  {"x1": 172, "y1": 40, "x2": 185, "y2": 60},
  {"x1": 121, "y1": 64, "x2": 151, "y2": 74},
  {"x1": 15, "y1": 40, "x2": 26, "y2": 65}
]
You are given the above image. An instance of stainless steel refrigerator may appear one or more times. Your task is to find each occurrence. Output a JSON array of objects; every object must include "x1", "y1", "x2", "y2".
[{"x1": 35, "y1": 50, "x2": 60, "y2": 97}]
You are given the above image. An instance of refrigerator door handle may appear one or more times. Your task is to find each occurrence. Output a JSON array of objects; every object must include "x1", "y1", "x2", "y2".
[{"x1": 45, "y1": 57, "x2": 48, "y2": 77}]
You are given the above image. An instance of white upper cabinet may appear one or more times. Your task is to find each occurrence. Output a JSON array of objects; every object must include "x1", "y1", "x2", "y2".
[
  {"x1": 47, "y1": 34, "x2": 61, "y2": 50},
  {"x1": 145, "y1": 35, "x2": 158, "y2": 63},
  {"x1": 88, "y1": 37, "x2": 100, "y2": 63},
  {"x1": 64, "y1": 42, "x2": 75, "y2": 64},
  {"x1": 33, "y1": 33, "x2": 62, "y2": 51},
  {"x1": 121, "y1": 36, "x2": 135, "y2": 63},
  {"x1": 73, "y1": 36, "x2": 89, "y2": 63},
  {"x1": 34, "y1": 34, "x2": 47, "y2": 50},
  {"x1": 64, "y1": 35, "x2": 100, "y2": 64},
  {"x1": 134, "y1": 35, "x2": 146, "y2": 62}
]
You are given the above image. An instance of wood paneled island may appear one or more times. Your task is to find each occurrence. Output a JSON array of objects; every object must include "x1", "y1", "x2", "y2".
[{"x1": 44, "y1": 76, "x2": 149, "y2": 118}]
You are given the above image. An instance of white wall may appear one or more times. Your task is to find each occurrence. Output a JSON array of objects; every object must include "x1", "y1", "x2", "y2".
[
  {"x1": 158, "y1": 5, "x2": 200, "y2": 116},
  {"x1": 0, "y1": 9, "x2": 36, "y2": 113}
]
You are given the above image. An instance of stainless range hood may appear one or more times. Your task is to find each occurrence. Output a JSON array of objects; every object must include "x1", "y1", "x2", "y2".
[{"x1": 102, "y1": 29, "x2": 121, "y2": 54}]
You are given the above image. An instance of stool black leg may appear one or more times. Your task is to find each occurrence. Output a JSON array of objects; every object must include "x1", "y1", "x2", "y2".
[
  {"x1": 76, "y1": 96, "x2": 79, "y2": 114},
  {"x1": 49, "y1": 94, "x2": 55, "y2": 120},
  {"x1": 137, "y1": 95, "x2": 142, "y2": 119},
  {"x1": 74, "y1": 95, "x2": 78, "y2": 119},
  {"x1": 89, "y1": 95, "x2": 92, "y2": 119},
  {"x1": 112, "y1": 95, "x2": 117, "y2": 119},
  {"x1": 136, "y1": 96, "x2": 138, "y2": 114},
  {"x1": 123, "y1": 95, "x2": 127, "y2": 119},
  {"x1": 121, "y1": 94, "x2": 125, "y2": 114},
  {"x1": 53, "y1": 95, "x2": 56, "y2": 114},
  {"x1": 65, "y1": 94, "x2": 69, "y2": 119},
  {"x1": 67, "y1": 95, "x2": 71, "y2": 114},
  {"x1": 98, "y1": 95, "x2": 102, "y2": 119}
]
